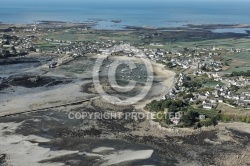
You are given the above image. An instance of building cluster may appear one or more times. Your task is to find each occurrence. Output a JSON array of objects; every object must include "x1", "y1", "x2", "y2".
[
  {"x1": 0, "y1": 34, "x2": 38, "y2": 57},
  {"x1": 167, "y1": 71, "x2": 250, "y2": 111},
  {"x1": 2, "y1": 27, "x2": 250, "y2": 111}
]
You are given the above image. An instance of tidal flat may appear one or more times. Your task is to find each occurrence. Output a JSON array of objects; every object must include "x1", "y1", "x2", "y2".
[{"x1": 1, "y1": 23, "x2": 250, "y2": 165}]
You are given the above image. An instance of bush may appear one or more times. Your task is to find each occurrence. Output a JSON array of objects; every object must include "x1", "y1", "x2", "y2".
[
  {"x1": 183, "y1": 93, "x2": 194, "y2": 99},
  {"x1": 200, "y1": 118, "x2": 216, "y2": 127},
  {"x1": 145, "y1": 98, "x2": 187, "y2": 112},
  {"x1": 220, "y1": 114, "x2": 232, "y2": 122},
  {"x1": 181, "y1": 110, "x2": 199, "y2": 127}
]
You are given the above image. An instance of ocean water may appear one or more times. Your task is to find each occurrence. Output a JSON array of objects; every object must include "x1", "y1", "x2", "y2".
[
  {"x1": 0, "y1": 0, "x2": 250, "y2": 29},
  {"x1": 212, "y1": 28, "x2": 250, "y2": 34}
]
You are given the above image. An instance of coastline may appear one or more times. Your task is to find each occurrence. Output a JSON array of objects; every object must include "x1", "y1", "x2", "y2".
[
  {"x1": 135, "y1": 61, "x2": 176, "y2": 110},
  {"x1": 1, "y1": 107, "x2": 250, "y2": 165},
  {"x1": 1, "y1": 20, "x2": 250, "y2": 32},
  {"x1": 1, "y1": 21, "x2": 250, "y2": 165}
]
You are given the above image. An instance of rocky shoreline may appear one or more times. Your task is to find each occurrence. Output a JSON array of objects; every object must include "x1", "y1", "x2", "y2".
[
  {"x1": 1, "y1": 22, "x2": 250, "y2": 165},
  {"x1": 1, "y1": 97, "x2": 250, "y2": 165}
]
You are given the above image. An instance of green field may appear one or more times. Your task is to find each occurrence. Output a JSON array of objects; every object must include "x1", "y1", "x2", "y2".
[
  {"x1": 37, "y1": 29, "x2": 250, "y2": 73},
  {"x1": 42, "y1": 30, "x2": 140, "y2": 42},
  {"x1": 145, "y1": 38, "x2": 250, "y2": 50},
  {"x1": 222, "y1": 52, "x2": 250, "y2": 72},
  {"x1": 33, "y1": 42, "x2": 58, "y2": 51},
  {"x1": 190, "y1": 107, "x2": 219, "y2": 118},
  {"x1": 203, "y1": 81, "x2": 224, "y2": 87}
]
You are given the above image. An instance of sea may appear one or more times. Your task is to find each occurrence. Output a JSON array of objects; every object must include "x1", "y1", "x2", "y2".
[
  {"x1": 0, "y1": 1, "x2": 249, "y2": 165},
  {"x1": 0, "y1": 0, "x2": 250, "y2": 30}
]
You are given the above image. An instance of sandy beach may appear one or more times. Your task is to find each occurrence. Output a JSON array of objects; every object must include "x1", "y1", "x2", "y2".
[
  {"x1": 0, "y1": 54, "x2": 175, "y2": 116},
  {"x1": 135, "y1": 61, "x2": 176, "y2": 110}
]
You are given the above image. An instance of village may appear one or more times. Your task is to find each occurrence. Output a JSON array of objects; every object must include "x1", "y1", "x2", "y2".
[{"x1": 1, "y1": 26, "x2": 250, "y2": 127}]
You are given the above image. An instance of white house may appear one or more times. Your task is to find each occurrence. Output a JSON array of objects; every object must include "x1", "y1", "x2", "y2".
[{"x1": 203, "y1": 104, "x2": 213, "y2": 110}]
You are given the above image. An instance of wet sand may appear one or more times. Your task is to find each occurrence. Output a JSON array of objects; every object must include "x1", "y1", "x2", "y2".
[{"x1": 1, "y1": 106, "x2": 250, "y2": 166}]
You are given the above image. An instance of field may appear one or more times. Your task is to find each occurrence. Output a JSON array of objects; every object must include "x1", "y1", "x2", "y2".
[
  {"x1": 145, "y1": 38, "x2": 250, "y2": 49},
  {"x1": 189, "y1": 107, "x2": 219, "y2": 118},
  {"x1": 40, "y1": 30, "x2": 140, "y2": 43},
  {"x1": 216, "y1": 103, "x2": 250, "y2": 115},
  {"x1": 34, "y1": 28, "x2": 250, "y2": 73},
  {"x1": 33, "y1": 42, "x2": 58, "y2": 51},
  {"x1": 221, "y1": 52, "x2": 250, "y2": 72},
  {"x1": 202, "y1": 81, "x2": 224, "y2": 87}
]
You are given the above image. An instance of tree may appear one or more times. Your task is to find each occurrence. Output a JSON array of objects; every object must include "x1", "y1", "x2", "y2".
[
  {"x1": 194, "y1": 122, "x2": 202, "y2": 129},
  {"x1": 181, "y1": 110, "x2": 199, "y2": 127},
  {"x1": 186, "y1": 76, "x2": 191, "y2": 81},
  {"x1": 200, "y1": 117, "x2": 218, "y2": 127},
  {"x1": 182, "y1": 114, "x2": 193, "y2": 127},
  {"x1": 183, "y1": 93, "x2": 194, "y2": 99},
  {"x1": 230, "y1": 85, "x2": 239, "y2": 92},
  {"x1": 166, "y1": 62, "x2": 173, "y2": 68},
  {"x1": 169, "y1": 105, "x2": 178, "y2": 113},
  {"x1": 201, "y1": 65, "x2": 207, "y2": 71},
  {"x1": 2, "y1": 50, "x2": 10, "y2": 57}
]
